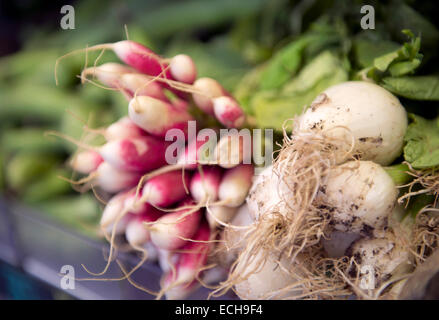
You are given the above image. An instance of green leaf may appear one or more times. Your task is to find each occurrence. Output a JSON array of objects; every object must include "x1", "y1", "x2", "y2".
[
  {"x1": 259, "y1": 37, "x2": 310, "y2": 90},
  {"x1": 252, "y1": 51, "x2": 348, "y2": 129},
  {"x1": 381, "y1": 76, "x2": 439, "y2": 100},
  {"x1": 403, "y1": 114, "x2": 439, "y2": 168},
  {"x1": 353, "y1": 38, "x2": 400, "y2": 68},
  {"x1": 388, "y1": 58, "x2": 422, "y2": 77}
]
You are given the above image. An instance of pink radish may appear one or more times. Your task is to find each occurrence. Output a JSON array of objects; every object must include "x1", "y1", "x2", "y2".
[
  {"x1": 47, "y1": 131, "x2": 167, "y2": 173},
  {"x1": 111, "y1": 40, "x2": 172, "y2": 79},
  {"x1": 124, "y1": 190, "x2": 154, "y2": 215},
  {"x1": 81, "y1": 62, "x2": 133, "y2": 87},
  {"x1": 165, "y1": 220, "x2": 210, "y2": 284},
  {"x1": 125, "y1": 209, "x2": 162, "y2": 247},
  {"x1": 150, "y1": 199, "x2": 202, "y2": 250},
  {"x1": 218, "y1": 164, "x2": 254, "y2": 207},
  {"x1": 141, "y1": 171, "x2": 191, "y2": 207},
  {"x1": 192, "y1": 77, "x2": 226, "y2": 115},
  {"x1": 169, "y1": 54, "x2": 197, "y2": 84},
  {"x1": 82, "y1": 64, "x2": 170, "y2": 101},
  {"x1": 100, "y1": 190, "x2": 133, "y2": 235},
  {"x1": 119, "y1": 73, "x2": 170, "y2": 101},
  {"x1": 214, "y1": 132, "x2": 252, "y2": 169},
  {"x1": 128, "y1": 96, "x2": 194, "y2": 138},
  {"x1": 70, "y1": 150, "x2": 103, "y2": 174},
  {"x1": 92, "y1": 162, "x2": 141, "y2": 193},
  {"x1": 178, "y1": 138, "x2": 209, "y2": 169},
  {"x1": 189, "y1": 166, "x2": 222, "y2": 202},
  {"x1": 100, "y1": 136, "x2": 168, "y2": 172},
  {"x1": 213, "y1": 96, "x2": 246, "y2": 128},
  {"x1": 103, "y1": 117, "x2": 147, "y2": 141}
]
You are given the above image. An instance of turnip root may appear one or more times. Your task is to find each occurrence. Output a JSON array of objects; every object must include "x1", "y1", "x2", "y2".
[
  {"x1": 345, "y1": 235, "x2": 413, "y2": 297},
  {"x1": 233, "y1": 250, "x2": 304, "y2": 300},
  {"x1": 320, "y1": 161, "x2": 398, "y2": 237},
  {"x1": 297, "y1": 81, "x2": 407, "y2": 166}
]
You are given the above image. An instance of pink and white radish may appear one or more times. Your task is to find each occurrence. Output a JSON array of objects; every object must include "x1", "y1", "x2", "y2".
[
  {"x1": 140, "y1": 171, "x2": 191, "y2": 208},
  {"x1": 213, "y1": 96, "x2": 246, "y2": 128},
  {"x1": 192, "y1": 77, "x2": 227, "y2": 115},
  {"x1": 100, "y1": 190, "x2": 133, "y2": 235},
  {"x1": 90, "y1": 162, "x2": 141, "y2": 194},
  {"x1": 150, "y1": 199, "x2": 202, "y2": 250},
  {"x1": 99, "y1": 136, "x2": 168, "y2": 172},
  {"x1": 48, "y1": 131, "x2": 168, "y2": 173},
  {"x1": 70, "y1": 150, "x2": 103, "y2": 174},
  {"x1": 218, "y1": 164, "x2": 254, "y2": 207},
  {"x1": 163, "y1": 220, "x2": 210, "y2": 285},
  {"x1": 125, "y1": 208, "x2": 162, "y2": 247},
  {"x1": 189, "y1": 166, "x2": 222, "y2": 203},
  {"x1": 213, "y1": 132, "x2": 251, "y2": 169},
  {"x1": 103, "y1": 117, "x2": 147, "y2": 141},
  {"x1": 128, "y1": 96, "x2": 194, "y2": 138},
  {"x1": 169, "y1": 54, "x2": 197, "y2": 84}
]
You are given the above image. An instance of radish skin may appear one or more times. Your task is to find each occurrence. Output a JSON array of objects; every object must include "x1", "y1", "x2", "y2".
[
  {"x1": 128, "y1": 96, "x2": 194, "y2": 138},
  {"x1": 169, "y1": 54, "x2": 197, "y2": 84},
  {"x1": 70, "y1": 150, "x2": 103, "y2": 174},
  {"x1": 213, "y1": 96, "x2": 246, "y2": 128},
  {"x1": 189, "y1": 166, "x2": 222, "y2": 202},
  {"x1": 150, "y1": 200, "x2": 202, "y2": 250},
  {"x1": 100, "y1": 136, "x2": 168, "y2": 172},
  {"x1": 104, "y1": 117, "x2": 147, "y2": 141},
  {"x1": 218, "y1": 164, "x2": 254, "y2": 207},
  {"x1": 100, "y1": 190, "x2": 133, "y2": 235},
  {"x1": 141, "y1": 171, "x2": 191, "y2": 207},
  {"x1": 112, "y1": 41, "x2": 172, "y2": 79},
  {"x1": 166, "y1": 221, "x2": 210, "y2": 284},
  {"x1": 94, "y1": 162, "x2": 141, "y2": 193},
  {"x1": 125, "y1": 209, "x2": 162, "y2": 247},
  {"x1": 192, "y1": 78, "x2": 226, "y2": 115}
]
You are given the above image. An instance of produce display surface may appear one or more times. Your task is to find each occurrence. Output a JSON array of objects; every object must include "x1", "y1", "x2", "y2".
[{"x1": 1, "y1": 0, "x2": 439, "y2": 301}]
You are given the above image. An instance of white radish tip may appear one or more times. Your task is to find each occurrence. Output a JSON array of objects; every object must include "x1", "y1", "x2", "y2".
[
  {"x1": 213, "y1": 96, "x2": 245, "y2": 128},
  {"x1": 170, "y1": 54, "x2": 197, "y2": 84}
]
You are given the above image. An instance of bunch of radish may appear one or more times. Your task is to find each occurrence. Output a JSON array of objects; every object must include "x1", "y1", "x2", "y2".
[
  {"x1": 218, "y1": 81, "x2": 418, "y2": 300},
  {"x1": 56, "y1": 40, "x2": 255, "y2": 299}
]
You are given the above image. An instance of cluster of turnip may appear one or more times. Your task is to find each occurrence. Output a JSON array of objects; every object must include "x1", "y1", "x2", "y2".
[
  {"x1": 55, "y1": 40, "x2": 254, "y2": 299},
  {"x1": 217, "y1": 81, "x2": 419, "y2": 300}
]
